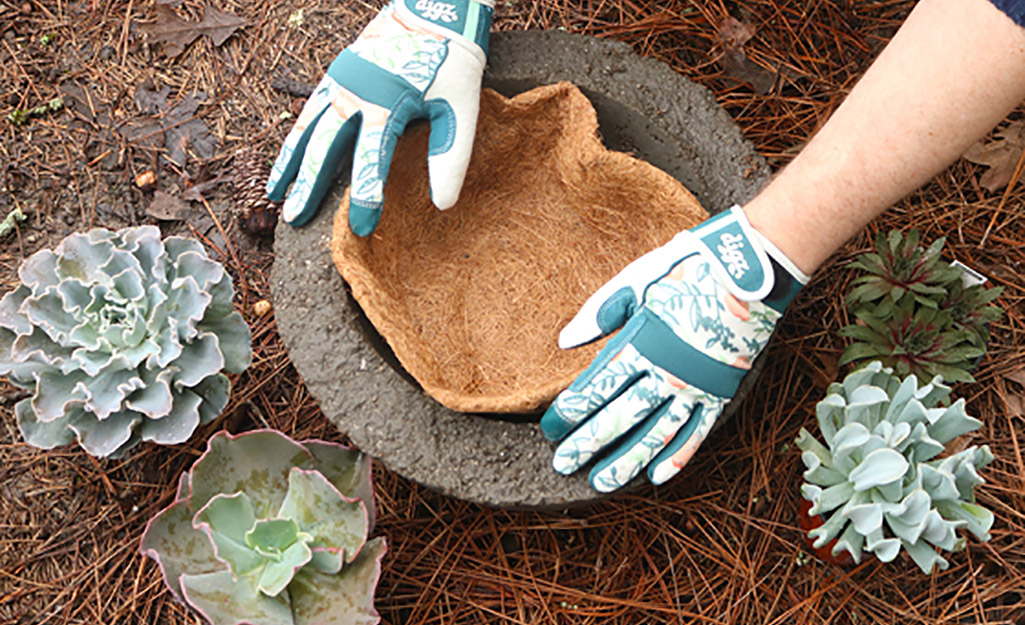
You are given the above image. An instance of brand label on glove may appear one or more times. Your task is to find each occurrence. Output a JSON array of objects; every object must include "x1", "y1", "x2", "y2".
[
  {"x1": 688, "y1": 206, "x2": 774, "y2": 301},
  {"x1": 717, "y1": 233, "x2": 750, "y2": 280},
  {"x1": 403, "y1": 0, "x2": 493, "y2": 50},
  {"x1": 416, "y1": 0, "x2": 458, "y2": 21}
]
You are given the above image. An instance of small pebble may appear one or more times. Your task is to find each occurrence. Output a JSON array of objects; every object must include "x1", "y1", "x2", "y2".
[
  {"x1": 135, "y1": 170, "x2": 157, "y2": 191},
  {"x1": 20, "y1": 2, "x2": 32, "y2": 14},
  {"x1": 253, "y1": 300, "x2": 272, "y2": 317}
]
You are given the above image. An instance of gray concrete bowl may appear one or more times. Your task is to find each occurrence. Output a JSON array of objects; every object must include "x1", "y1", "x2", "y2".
[{"x1": 271, "y1": 30, "x2": 770, "y2": 509}]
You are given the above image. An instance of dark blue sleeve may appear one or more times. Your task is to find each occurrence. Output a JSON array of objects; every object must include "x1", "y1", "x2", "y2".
[{"x1": 990, "y1": 0, "x2": 1025, "y2": 27}]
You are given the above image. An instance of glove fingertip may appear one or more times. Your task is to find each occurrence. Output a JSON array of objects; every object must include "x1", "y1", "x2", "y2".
[
  {"x1": 349, "y1": 202, "x2": 382, "y2": 237},
  {"x1": 539, "y1": 403, "x2": 573, "y2": 441},
  {"x1": 429, "y1": 185, "x2": 459, "y2": 211},
  {"x1": 646, "y1": 457, "x2": 679, "y2": 486},
  {"x1": 282, "y1": 190, "x2": 314, "y2": 227}
]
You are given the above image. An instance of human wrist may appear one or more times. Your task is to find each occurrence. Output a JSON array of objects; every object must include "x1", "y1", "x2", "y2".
[{"x1": 741, "y1": 194, "x2": 825, "y2": 278}]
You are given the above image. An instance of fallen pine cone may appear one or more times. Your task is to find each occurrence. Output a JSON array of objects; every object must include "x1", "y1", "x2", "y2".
[{"x1": 232, "y1": 148, "x2": 279, "y2": 237}]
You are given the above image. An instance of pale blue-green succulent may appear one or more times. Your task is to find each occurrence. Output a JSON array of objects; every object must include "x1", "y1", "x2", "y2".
[
  {"x1": 141, "y1": 430, "x2": 384, "y2": 625},
  {"x1": 0, "y1": 226, "x2": 251, "y2": 457},
  {"x1": 796, "y1": 361, "x2": 993, "y2": 574}
]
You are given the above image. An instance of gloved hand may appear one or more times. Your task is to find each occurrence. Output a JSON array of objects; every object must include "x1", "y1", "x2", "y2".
[
  {"x1": 267, "y1": 0, "x2": 494, "y2": 235},
  {"x1": 540, "y1": 206, "x2": 809, "y2": 493}
]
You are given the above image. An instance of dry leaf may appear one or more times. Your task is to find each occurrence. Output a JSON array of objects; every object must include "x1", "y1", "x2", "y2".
[
  {"x1": 139, "y1": 5, "x2": 247, "y2": 57},
  {"x1": 147, "y1": 191, "x2": 192, "y2": 221},
  {"x1": 719, "y1": 16, "x2": 756, "y2": 49},
  {"x1": 134, "y1": 82, "x2": 171, "y2": 115},
  {"x1": 1005, "y1": 369, "x2": 1025, "y2": 388},
  {"x1": 716, "y1": 17, "x2": 774, "y2": 94},
  {"x1": 721, "y1": 49, "x2": 775, "y2": 95},
  {"x1": 963, "y1": 120, "x2": 1025, "y2": 191},
  {"x1": 1006, "y1": 393, "x2": 1024, "y2": 419},
  {"x1": 164, "y1": 92, "x2": 216, "y2": 168}
]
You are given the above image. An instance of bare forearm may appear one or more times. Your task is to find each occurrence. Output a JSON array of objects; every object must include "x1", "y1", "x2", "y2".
[{"x1": 745, "y1": 0, "x2": 1025, "y2": 275}]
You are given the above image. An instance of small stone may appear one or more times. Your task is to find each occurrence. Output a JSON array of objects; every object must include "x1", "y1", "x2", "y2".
[
  {"x1": 253, "y1": 299, "x2": 272, "y2": 317},
  {"x1": 135, "y1": 170, "x2": 157, "y2": 191},
  {"x1": 20, "y1": 2, "x2": 32, "y2": 14}
]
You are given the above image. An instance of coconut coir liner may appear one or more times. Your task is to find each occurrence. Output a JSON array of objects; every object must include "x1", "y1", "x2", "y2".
[{"x1": 332, "y1": 83, "x2": 708, "y2": 413}]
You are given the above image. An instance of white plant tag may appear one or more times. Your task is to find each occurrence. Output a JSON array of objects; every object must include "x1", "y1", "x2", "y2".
[{"x1": 950, "y1": 260, "x2": 988, "y2": 287}]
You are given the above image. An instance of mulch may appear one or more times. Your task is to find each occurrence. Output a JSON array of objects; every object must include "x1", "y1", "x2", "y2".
[{"x1": 1, "y1": 0, "x2": 1024, "y2": 623}]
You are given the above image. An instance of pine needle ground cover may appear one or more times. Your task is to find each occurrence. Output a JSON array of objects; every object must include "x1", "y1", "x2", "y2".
[{"x1": 1, "y1": 1, "x2": 1024, "y2": 623}]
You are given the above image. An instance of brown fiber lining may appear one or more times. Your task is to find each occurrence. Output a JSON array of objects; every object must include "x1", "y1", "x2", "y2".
[{"x1": 331, "y1": 83, "x2": 708, "y2": 413}]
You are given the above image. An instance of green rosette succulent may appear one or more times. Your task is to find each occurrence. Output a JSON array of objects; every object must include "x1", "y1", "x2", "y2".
[
  {"x1": 840, "y1": 295, "x2": 985, "y2": 384},
  {"x1": 796, "y1": 361, "x2": 994, "y2": 574},
  {"x1": 141, "y1": 430, "x2": 384, "y2": 625},
  {"x1": 842, "y1": 229, "x2": 1003, "y2": 383},
  {"x1": 845, "y1": 229, "x2": 962, "y2": 314},
  {"x1": 0, "y1": 226, "x2": 251, "y2": 457}
]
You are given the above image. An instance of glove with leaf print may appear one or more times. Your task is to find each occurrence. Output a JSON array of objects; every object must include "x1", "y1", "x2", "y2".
[
  {"x1": 540, "y1": 206, "x2": 810, "y2": 493},
  {"x1": 267, "y1": 0, "x2": 494, "y2": 235}
]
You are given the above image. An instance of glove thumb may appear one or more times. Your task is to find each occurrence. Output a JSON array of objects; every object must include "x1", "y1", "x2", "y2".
[
  {"x1": 424, "y1": 43, "x2": 484, "y2": 210},
  {"x1": 558, "y1": 231, "x2": 698, "y2": 349},
  {"x1": 558, "y1": 285, "x2": 638, "y2": 349}
]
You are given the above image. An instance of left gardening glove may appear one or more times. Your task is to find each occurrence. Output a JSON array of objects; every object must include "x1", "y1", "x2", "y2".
[
  {"x1": 540, "y1": 206, "x2": 810, "y2": 493},
  {"x1": 267, "y1": 0, "x2": 494, "y2": 235}
]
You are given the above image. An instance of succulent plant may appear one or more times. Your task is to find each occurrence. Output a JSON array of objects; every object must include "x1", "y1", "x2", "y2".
[
  {"x1": 0, "y1": 226, "x2": 251, "y2": 457},
  {"x1": 141, "y1": 429, "x2": 384, "y2": 625},
  {"x1": 796, "y1": 361, "x2": 994, "y2": 574},
  {"x1": 845, "y1": 229, "x2": 962, "y2": 315},
  {"x1": 941, "y1": 277, "x2": 1004, "y2": 348},
  {"x1": 841, "y1": 229, "x2": 1002, "y2": 383},
  {"x1": 840, "y1": 295, "x2": 985, "y2": 383}
]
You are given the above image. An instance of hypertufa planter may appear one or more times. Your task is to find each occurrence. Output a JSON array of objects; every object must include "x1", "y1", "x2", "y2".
[{"x1": 272, "y1": 30, "x2": 770, "y2": 509}]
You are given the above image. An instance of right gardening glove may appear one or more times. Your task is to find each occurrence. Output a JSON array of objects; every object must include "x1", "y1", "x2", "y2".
[
  {"x1": 267, "y1": 0, "x2": 494, "y2": 235},
  {"x1": 540, "y1": 206, "x2": 810, "y2": 493}
]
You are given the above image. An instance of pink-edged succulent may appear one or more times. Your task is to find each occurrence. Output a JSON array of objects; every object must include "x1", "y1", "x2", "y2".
[{"x1": 140, "y1": 430, "x2": 385, "y2": 625}]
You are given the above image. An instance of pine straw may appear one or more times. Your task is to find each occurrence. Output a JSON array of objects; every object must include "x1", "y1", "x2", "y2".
[{"x1": 1, "y1": 0, "x2": 1024, "y2": 623}]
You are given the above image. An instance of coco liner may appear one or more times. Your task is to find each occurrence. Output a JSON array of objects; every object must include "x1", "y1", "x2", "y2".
[{"x1": 332, "y1": 83, "x2": 708, "y2": 414}]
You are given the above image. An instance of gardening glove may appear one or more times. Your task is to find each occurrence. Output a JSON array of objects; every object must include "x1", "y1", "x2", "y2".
[
  {"x1": 540, "y1": 206, "x2": 810, "y2": 493},
  {"x1": 266, "y1": 0, "x2": 494, "y2": 235}
]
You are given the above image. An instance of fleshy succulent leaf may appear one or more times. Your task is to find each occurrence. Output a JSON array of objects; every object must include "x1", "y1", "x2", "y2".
[
  {"x1": 849, "y1": 448, "x2": 908, "y2": 491},
  {"x1": 195, "y1": 492, "x2": 264, "y2": 576},
  {"x1": 251, "y1": 523, "x2": 313, "y2": 596},
  {"x1": 181, "y1": 569, "x2": 293, "y2": 625},
  {"x1": 796, "y1": 363, "x2": 993, "y2": 573},
  {"x1": 140, "y1": 499, "x2": 223, "y2": 603},
  {"x1": 841, "y1": 230, "x2": 1001, "y2": 383},
  {"x1": 303, "y1": 442, "x2": 376, "y2": 531},
  {"x1": 278, "y1": 469, "x2": 368, "y2": 572},
  {"x1": 289, "y1": 537, "x2": 387, "y2": 625},
  {"x1": 188, "y1": 430, "x2": 315, "y2": 518},
  {"x1": 141, "y1": 430, "x2": 383, "y2": 625},
  {"x1": 0, "y1": 226, "x2": 252, "y2": 457}
]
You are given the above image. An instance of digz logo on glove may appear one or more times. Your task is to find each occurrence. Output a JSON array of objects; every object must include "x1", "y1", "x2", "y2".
[
  {"x1": 717, "y1": 233, "x2": 750, "y2": 280},
  {"x1": 415, "y1": 0, "x2": 459, "y2": 22}
]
